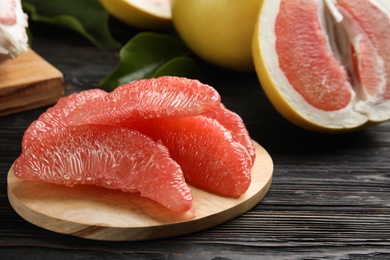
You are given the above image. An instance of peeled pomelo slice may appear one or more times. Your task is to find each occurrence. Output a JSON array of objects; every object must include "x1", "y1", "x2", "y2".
[
  {"x1": 121, "y1": 116, "x2": 251, "y2": 197},
  {"x1": 203, "y1": 103, "x2": 255, "y2": 167},
  {"x1": 0, "y1": 0, "x2": 28, "y2": 63},
  {"x1": 15, "y1": 124, "x2": 193, "y2": 212},
  {"x1": 22, "y1": 89, "x2": 107, "y2": 150},
  {"x1": 253, "y1": 0, "x2": 390, "y2": 132},
  {"x1": 65, "y1": 76, "x2": 221, "y2": 126},
  {"x1": 99, "y1": 0, "x2": 171, "y2": 29}
]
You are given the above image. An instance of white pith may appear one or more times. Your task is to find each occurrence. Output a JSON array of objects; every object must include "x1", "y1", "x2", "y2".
[
  {"x1": 0, "y1": 0, "x2": 28, "y2": 63},
  {"x1": 256, "y1": 0, "x2": 390, "y2": 129},
  {"x1": 125, "y1": 0, "x2": 171, "y2": 18}
]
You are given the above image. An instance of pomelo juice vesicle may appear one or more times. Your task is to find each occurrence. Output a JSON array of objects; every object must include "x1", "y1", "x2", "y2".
[
  {"x1": 15, "y1": 124, "x2": 193, "y2": 212},
  {"x1": 65, "y1": 76, "x2": 221, "y2": 126},
  {"x1": 22, "y1": 89, "x2": 107, "y2": 151},
  {"x1": 120, "y1": 116, "x2": 251, "y2": 197}
]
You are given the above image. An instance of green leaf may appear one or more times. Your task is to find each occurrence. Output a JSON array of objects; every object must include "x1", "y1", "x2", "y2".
[
  {"x1": 99, "y1": 32, "x2": 193, "y2": 90},
  {"x1": 153, "y1": 56, "x2": 204, "y2": 80},
  {"x1": 22, "y1": 0, "x2": 120, "y2": 49}
]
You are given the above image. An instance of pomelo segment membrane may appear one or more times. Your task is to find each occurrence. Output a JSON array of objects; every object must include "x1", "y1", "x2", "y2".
[
  {"x1": 335, "y1": 5, "x2": 386, "y2": 101},
  {"x1": 22, "y1": 89, "x2": 107, "y2": 150},
  {"x1": 15, "y1": 124, "x2": 193, "y2": 212},
  {"x1": 337, "y1": 0, "x2": 390, "y2": 99},
  {"x1": 65, "y1": 76, "x2": 221, "y2": 126},
  {"x1": 254, "y1": 0, "x2": 390, "y2": 131},
  {"x1": 335, "y1": 0, "x2": 390, "y2": 121},
  {"x1": 120, "y1": 116, "x2": 251, "y2": 197}
]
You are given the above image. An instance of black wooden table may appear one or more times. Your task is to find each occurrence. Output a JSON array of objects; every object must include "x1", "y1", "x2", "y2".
[{"x1": 1, "y1": 26, "x2": 389, "y2": 259}]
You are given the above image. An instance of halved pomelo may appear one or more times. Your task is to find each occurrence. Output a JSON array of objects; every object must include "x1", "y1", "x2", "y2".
[
  {"x1": 121, "y1": 116, "x2": 251, "y2": 197},
  {"x1": 99, "y1": 0, "x2": 171, "y2": 29},
  {"x1": 65, "y1": 76, "x2": 221, "y2": 126},
  {"x1": 0, "y1": 0, "x2": 28, "y2": 63},
  {"x1": 15, "y1": 124, "x2": 193, "y2": 212},
  {"x1": 253, "y1": 0, "x2": 390, "y2": 132},
  {"x1": 22, "y1": 89, "x2": 107, "y2": 150}
]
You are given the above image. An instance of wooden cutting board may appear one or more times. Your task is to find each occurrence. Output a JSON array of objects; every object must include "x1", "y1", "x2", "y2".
[
  {"x1": 0, "y1": 49, "x2": 64, "y2": 116},
  {"x1": 7, "y1": 141, "x2": 273, "y2": 241}
]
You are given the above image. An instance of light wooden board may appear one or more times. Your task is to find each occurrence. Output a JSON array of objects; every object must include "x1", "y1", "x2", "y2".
[
  {"x1": 7, "y1": 141, "x2": 273, "y2": 241},
  {"x1": 0, "y1": 49, "x2": 64, "y2": 116}
]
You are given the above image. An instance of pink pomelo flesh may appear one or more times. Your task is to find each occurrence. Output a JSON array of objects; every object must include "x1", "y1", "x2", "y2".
[
  {"x1": 120, "y1": 116, "x2": 251, "y2": 197},
  {"x1": 276, "y1": 0, "x2": 353, "y2": 111},
  {"x1": 22, "y1": 89, "x2": 107, "y2": 150},
  {"x1": 65, "y1": 76, "x2": 221, "y2": 126},
  {"x1": 15, "y1": 124, "x2": 193, "y2": 212},
  {"x1": 17, "y1": 76, "x2": 253, "y2": 205},
  {"x1": 203, "y1": 103, "x2": 255, "y2": 167}
]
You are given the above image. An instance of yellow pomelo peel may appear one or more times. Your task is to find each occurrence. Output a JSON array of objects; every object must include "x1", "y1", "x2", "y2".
[{"x1": 171, "y1": 0, "x2": 261, "y2": 72}]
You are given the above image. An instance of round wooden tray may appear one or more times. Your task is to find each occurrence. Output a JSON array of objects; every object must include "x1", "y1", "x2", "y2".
[{"x1": 7, "y1": 141, "x2": 273, "y2": 241}]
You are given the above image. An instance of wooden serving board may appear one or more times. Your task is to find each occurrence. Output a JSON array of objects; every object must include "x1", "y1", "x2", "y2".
[
  {"x1": 7, "y1": 141, "x2": 273, "y2": 241},
  {"x1": 0, "y1": 49, "x2": 64, "y2": 116}
]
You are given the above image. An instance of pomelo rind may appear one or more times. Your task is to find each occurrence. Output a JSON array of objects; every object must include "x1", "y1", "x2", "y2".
[
  {"x1": 99, "y1": 0, "x2": 171, "y2": 30},
  {"x1": 252, "y1": 0, "x2": 390, "y2": 132},
  {"x1": 170, "y1": 0, "x2": 261, "y2": 71}
]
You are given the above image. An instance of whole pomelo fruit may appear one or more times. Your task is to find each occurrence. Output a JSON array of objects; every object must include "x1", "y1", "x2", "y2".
[
  {"x1": 171, "y1": 0, "x2": 262, "y2": 72},
  {"x1": 99, "y1": 0, "x2": 172, "y2": 30},
  {"x1": 252, "y1": 0, "x2": 390, "y2": 132}
]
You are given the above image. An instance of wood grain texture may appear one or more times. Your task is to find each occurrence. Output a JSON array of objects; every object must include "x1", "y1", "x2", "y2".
[
  {"x1": 0, "y1": 26, "x2": 389, "y2": 259},
  {"x1": 7, "y1": 141, "x2": 273, "y2": 241},
  {"x1": 0, "y1": 49, "x2": 64, "y2": 116}
]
